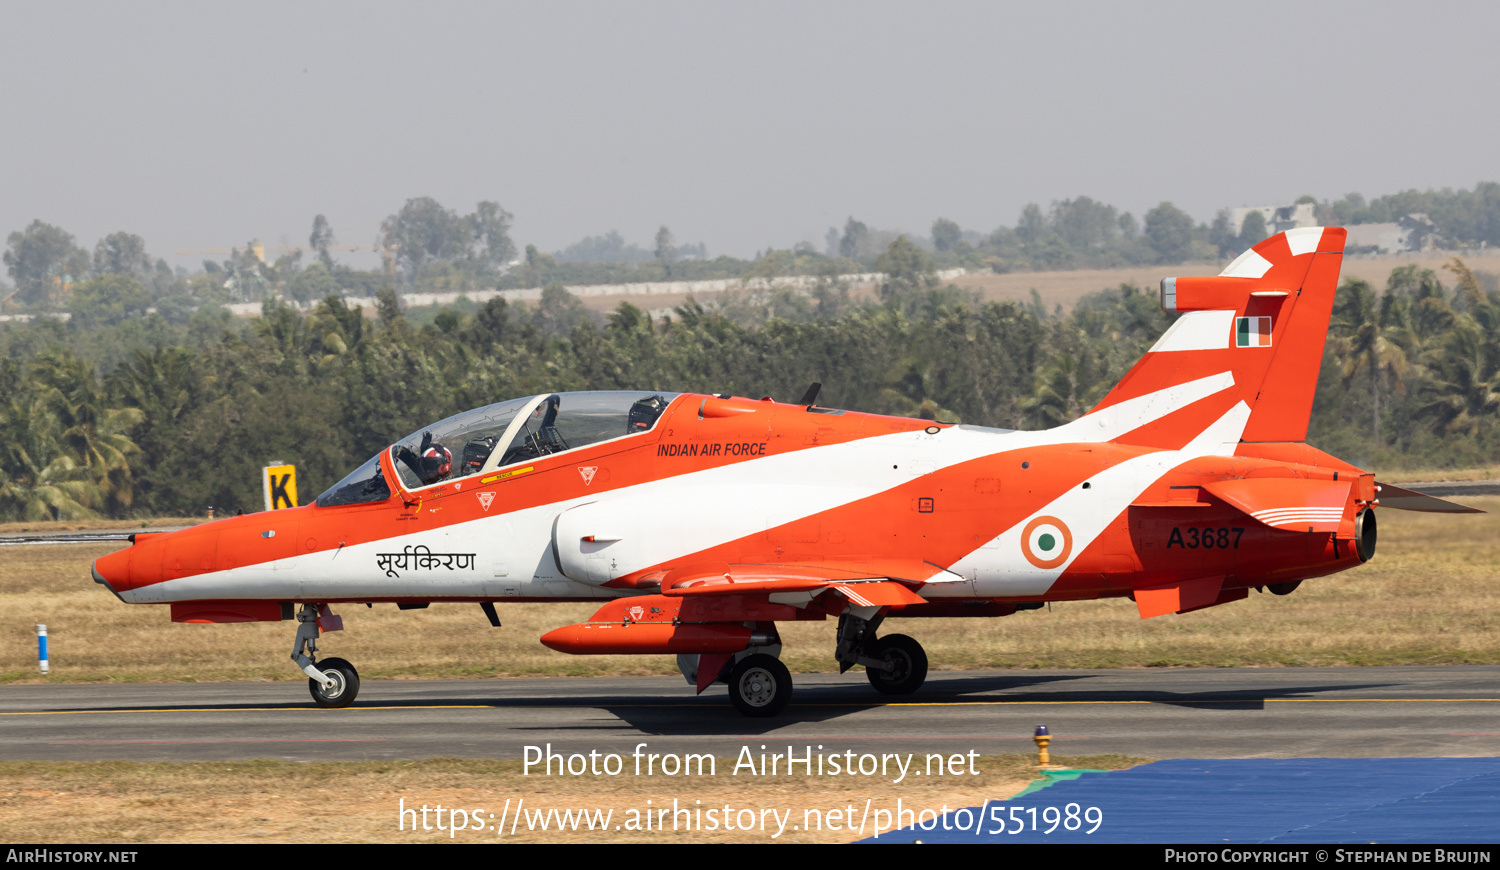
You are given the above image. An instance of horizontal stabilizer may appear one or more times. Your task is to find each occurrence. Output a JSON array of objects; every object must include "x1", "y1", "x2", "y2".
[
  {"x1": 1376, "y1": 483, "x2": 1485, "y2": 514},
  {"x1": 1202, "y1": 477, "x2": 1351, "y2": 532}
]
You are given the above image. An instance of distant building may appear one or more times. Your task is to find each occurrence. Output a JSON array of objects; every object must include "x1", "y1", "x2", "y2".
[
  {"x1": 1229, "y1": 203, "x2": 1318, "y2": 236},
  {"x1": 1230, "y1": 204, "x2": 1438, "y2": 255},
  {"x1": 1344, "y1": 223, "x2": 1410, "y2": 255},
  {"x1": 1343, "y1": 214, "x2": 1437, "y2": 255}
]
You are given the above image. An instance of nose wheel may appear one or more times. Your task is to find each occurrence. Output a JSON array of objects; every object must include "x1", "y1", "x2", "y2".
[
  {"x1": 308, "y1": 657, "x2": 360, "y2": 708},
  {"x1": 728, "y1": 654, "x2": 792, "y2": 717}
]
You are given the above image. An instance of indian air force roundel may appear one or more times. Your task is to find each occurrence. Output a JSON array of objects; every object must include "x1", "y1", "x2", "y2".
[{"x1": 1021, "y1": 516, "x2": 1073, "y2": 569}]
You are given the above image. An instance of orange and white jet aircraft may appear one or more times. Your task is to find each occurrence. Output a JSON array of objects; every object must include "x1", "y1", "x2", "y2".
[{"x1": 93, "y1": 227, "x2": 1478, "y2": 716}]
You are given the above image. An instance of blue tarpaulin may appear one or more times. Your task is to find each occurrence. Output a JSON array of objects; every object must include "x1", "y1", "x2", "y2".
[{"x1": 860, "y1": 758, "x2": 1500, "y2": 844}]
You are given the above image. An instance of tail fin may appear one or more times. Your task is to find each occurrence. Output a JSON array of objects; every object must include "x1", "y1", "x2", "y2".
[{"x1": 1093, "y1": 227, "x2": 1347, "y2": 447}]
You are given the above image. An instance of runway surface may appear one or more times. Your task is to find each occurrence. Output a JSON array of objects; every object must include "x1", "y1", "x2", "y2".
[{"x1": 5, "y1": 665, "x2": 1500, "y2": 763}]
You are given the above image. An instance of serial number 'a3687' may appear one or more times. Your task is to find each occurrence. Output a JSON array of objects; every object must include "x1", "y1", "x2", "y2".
[{"x1": 1167, "y1": 527, "x2": 1246, "y2": 549}]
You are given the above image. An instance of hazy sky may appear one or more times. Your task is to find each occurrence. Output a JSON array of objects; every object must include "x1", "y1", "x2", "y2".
[{"x1": 3, "y1": 1, "x2": 1497, "y2": 267}]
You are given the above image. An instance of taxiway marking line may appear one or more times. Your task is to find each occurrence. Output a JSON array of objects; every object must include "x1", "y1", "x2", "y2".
[
  {"x1": 1, "y1": 705, "x2": 502, "y2": 715},
  {"x1": 803, "y1": 735, "x2": 1089, "y2": 739},
  {"x1": 5, "y1": 698, "x2": 1500, "y2": 716},
  {"x1": 885, "y1": 698, "x2": 1500, "y2": 707},
  {"x1": 47, "y1": 738, "x2": 389, "y2": 745}
]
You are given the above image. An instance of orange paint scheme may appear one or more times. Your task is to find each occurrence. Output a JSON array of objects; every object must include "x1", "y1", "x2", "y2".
[{"x1": 90, "y1": 227, "x2": 1481, "y2": 715}]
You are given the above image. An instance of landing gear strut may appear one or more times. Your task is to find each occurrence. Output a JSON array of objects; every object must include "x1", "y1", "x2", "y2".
[
  {"x1": 835, "y1": 611, "x2": 929, "y2": 696},
  {"x1": 291, "y1": 603, "x2": 361, "y2": 708}
]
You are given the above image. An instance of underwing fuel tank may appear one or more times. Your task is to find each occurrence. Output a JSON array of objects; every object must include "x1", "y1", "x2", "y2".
[
  {"x1": 540, "y1": 596, "x2": 775, "y2": 655},
  {"x1": 541, "y1": 622, "x2": 756, "y2": 655}
]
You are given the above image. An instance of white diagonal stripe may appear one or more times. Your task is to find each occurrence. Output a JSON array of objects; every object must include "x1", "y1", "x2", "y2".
[{"x1": 952, "y1": 401, "x2": 1253, "y2": 597}]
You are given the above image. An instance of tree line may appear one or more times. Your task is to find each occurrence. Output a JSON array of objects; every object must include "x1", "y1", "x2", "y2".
[
  {"x1": 919, "y1": 183, "x2": 1500, "y2": 274},
  {"x1": 7, "y1": 183, "x2": 1495, "y2": 318},
  {"x1": 0, "y1": 235, "x2": 1496, "y2": 521}
]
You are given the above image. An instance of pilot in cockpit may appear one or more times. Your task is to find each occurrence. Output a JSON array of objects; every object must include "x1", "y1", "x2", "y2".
[
  {"x1": 420, "y1": 444, "x2": 452, "y2": 485},
  {"x1": 395, "y1": 433, "x2": 454, "y2": 486},
  {"x1": 392, "y1": 392, "x2": 674, "y2": 490}
]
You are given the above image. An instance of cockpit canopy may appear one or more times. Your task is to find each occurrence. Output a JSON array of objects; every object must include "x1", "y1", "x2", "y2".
[{"x1": 316, "y1": 391, "x2": 678, "y2": 506}]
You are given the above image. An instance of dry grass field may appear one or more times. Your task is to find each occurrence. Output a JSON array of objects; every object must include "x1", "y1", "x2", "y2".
[
  {"x1": 948, "y1": 253, "x2": 1500, "y2": 311},
  {"x1": 1376, "y1": 467, "x2": 1500, "y2": 484},
  {"x1": 0, "y1": 517, "x2": 206, "y2": 535},
  {"x1": 2, "y1": 495, "x2": 1497, "y2": 684},
  {"x1": 0, "y1": 754, "x2": 1144, "y2": 844},
  {"x1": 563, "y1": 253, "x2": 1500, "y2": 316}
]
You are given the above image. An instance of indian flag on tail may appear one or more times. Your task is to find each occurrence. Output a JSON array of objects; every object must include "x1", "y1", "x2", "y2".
[{"x1": 1236, "y1": 316, "x2": 1272, "y2": 347}]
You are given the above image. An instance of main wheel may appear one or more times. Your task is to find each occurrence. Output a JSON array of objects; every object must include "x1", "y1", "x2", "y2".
[
  {"x1": 728, "y1": 654, "x2": 792, "y2": 717},
  {"x1": 865, "y1": 634, "x2": 928, "y2": 695},
  {"x1": 308, "y1": 657, "x2": 360, "y2": 708}
]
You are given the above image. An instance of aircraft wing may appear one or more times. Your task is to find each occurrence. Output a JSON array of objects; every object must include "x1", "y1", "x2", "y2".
[
  {"x1": 1375, "y1": 483, "x2": 1485, "y2": 514},
  {"x1": 647, "y1": 559, "x2": 935, "y2": 606},
  {"x1": 541, "y1": 559, "x2": 933, "y2": 666}
]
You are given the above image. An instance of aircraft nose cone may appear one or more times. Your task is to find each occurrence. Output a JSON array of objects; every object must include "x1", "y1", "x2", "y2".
[
  {"x1": 92, "y1": 550, "x2": 128, "y2": 597},
  {"x1": 91, "y1": 534, "x2": 167, "y2": 594}
]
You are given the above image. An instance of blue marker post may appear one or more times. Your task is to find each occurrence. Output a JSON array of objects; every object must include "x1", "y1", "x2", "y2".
[{"x1": 37, "y1": 624, "x2": 48, "y2": 674}]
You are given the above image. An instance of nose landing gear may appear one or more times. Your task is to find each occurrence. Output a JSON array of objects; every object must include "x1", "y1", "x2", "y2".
[
  {"x1": 308, "y1": 657, "x2": 361, "y2": 708},
  {"x1": 291, "y1": 603, "x2": 361, "y2": 708}
]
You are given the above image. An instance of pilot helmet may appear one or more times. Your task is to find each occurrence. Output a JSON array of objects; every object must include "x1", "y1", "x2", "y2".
[{"x1": 420, "y1": 444, "x2": 452, "y2": 484}]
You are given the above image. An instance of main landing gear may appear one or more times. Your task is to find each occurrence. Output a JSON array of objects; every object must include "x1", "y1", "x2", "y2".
[
  {"x1": 712, "y1": 611, "x2": 930, "y2": 717},
  {"x1": 728, "y1": 654, "x2": 792, "y2": 717},
  {"x1": 679, "y1": 635, "x2": 795, "y2": 718},
  {"x1": 863, "y1": 634, "x2": 928, "y2": 695},
  {"x1": 835, "y1": 611, "x2": 929, "y2": 696},
  {"x1": 291, "y1": 603, "x2": 361, "y2": 708}
]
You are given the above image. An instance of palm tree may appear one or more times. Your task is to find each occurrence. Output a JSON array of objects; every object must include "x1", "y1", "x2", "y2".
[
  {"x1": 30, "y1": 351, "x2": 143, "y2": 515},
  {"x1": 1332, "y1": 279, "x2": 1410, "y2": 444},
  {"x1": 110, "y1": 347, "x2": 208, "y2": 511},
  {"x1": 0, "y1": 390, "x2": 101, "y2": 520},
  {"x1": 1386, "y1": 264, "x2": 1455, "y2": 344},
  {"x1": 1023, "y1": 353, "x2": 1096, "y2": 429},
  {"x1": 1416, "y1": 320, "x2": 1500, "y2": 438},
  {"x1": 0, "y1": 457, "x2": 102, "y2": 521}
]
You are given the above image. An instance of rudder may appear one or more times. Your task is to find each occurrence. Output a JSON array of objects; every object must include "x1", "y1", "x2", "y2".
[{"x1": 1092, "y1": 227, "x2": 1347, "y2": 446}]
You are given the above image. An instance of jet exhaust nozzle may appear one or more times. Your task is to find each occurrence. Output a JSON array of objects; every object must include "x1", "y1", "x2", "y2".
[{"x1": 1354, "y1": 507, "x2": 1377, "y2": 562}]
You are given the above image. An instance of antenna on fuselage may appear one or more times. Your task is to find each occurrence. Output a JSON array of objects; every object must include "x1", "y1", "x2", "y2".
[{"x1": 797, "y1": 382, "x2": 822, "y2": 406}]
